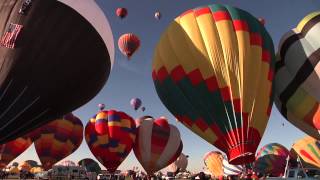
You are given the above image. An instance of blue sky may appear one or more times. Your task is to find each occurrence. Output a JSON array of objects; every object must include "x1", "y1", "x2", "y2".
[{"x1": 14, "y1": 0, "x2": 320, "y2": 173}]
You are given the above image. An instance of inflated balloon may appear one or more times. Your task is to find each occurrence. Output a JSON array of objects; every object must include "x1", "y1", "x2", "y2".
[
  {"x1": 134, "y1": 116, "x2": 183, "y2": 174},
  {"x1": 152, "y1": 4, "x2": 275, "y2": 165},
  {"x1": 78, "y1": 158, "x2": 101, "y2": 174},
  {"x1": 222, "y1": 156, "x2": 243, "y2": 176},
  {"x1": 34, "y1": 113, "x2": 83, "y2": 170},
  {"x1": 0, "y1": 135, "x2": 32, "y2": 168},
  {"x1": 166, "y1": 153, "x2": 188, "y2": 173},
  {"x1": 254, "y1": 143, "x2": 290, "y2": 176},
  {"x1": 130, "y1": 98, "x2": 142, "y2": 111},
  {"x1": 155, "y1": 11, "x2": 161, "y2": 20},
  {"x1": 0, "y1": 0, "x2": 114, "y2": 143},
  {"x1": 291, "y1": 136, "x2": 320, "y2": 168},
  {"x1": 141, "y1": 107, "x2": 146, "y2": 112},
  {"x1": 116, "y1": 8, "x2": 128, "y2": 19},
  {"x1": 275, "y1": 12, "x2": 320, "y2": 140},
  {"x1": 85, "y1": 110, "x2": 136, "y2": 173},
  {"x1": 203, "y1": 151, "x2": 223, "y2": 177},
  {"x1": 98, "y1": 104, "x2": 105, "y2": 111},
  {"x1": 135, "y1": 116, "x2": 153, "y2": 127},
  {"x1": 118, "y1": 33, "x2": 140, "y2": 59}
]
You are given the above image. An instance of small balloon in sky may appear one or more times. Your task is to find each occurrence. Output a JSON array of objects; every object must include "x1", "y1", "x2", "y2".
[
  {"x1": 116, "y1": 7, "x2": 128, "y2": 19},
  {"x1": 118, "y1": 33, "x2": 141, "y2": 59}
]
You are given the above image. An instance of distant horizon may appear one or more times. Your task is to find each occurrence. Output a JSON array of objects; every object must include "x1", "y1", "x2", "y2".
[{"x1": 10, "y1": 0, "x2": 320, "y2": 173}]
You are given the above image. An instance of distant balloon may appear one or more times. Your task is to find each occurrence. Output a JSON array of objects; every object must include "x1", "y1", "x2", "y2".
[
  {"x1": 78, "y1": 158, "x2": 101, "y2": 174},
  {"x1": 203, "y1": 151, "x2": 223, "y2": 177},
  {"x1": 254, "y1": 143, "x2": 290, "y2": 176},
  {"x1": 118, "y1": 33, "x2": 140, "y2": 59},
  {"x1": 141, "y1": 107, "x2": 146, "y2": 112},
  {"x1": 155, "y1": 11, "x2": 161, "y2": 20},
  {"x1": 116, "y1": 8, "x2": 128, "y2": 19},
  {"x1": 85, "y1": 110, "x2": 136, "y2": 173},
  {"x1": 130, "y1": 98, "x2": 142, "y2": 111},
  {"x1": 34, "y1": 113, "x2": 83, "y2": 170},
  {"x1": 258, "y1": 18, "x2": 265, "y2": 25},
  {"x1": 0, "y1": 0, "x2": 114, "y2": 143},
  {"x1": 166, "y1": 153, "x2": 188, "y2": 173},
  {"x1": 98, "y1": 103, "x2": 105, "y2": 111},
  {"x1": 275, "y1": 11, "x2": 320, "y2": 140},
  {"x1": 152, "y1": 4, "x2": 275, "y2": 165},
  {"x1": 25, "y1": 160, "x2": 39, "y2": 168},
  {"x1": 134, "y1": 116, "x2": 183, "y2": 174},
  {"x1": 0, "y1": 136, "x2": 32, "y2": 168}
]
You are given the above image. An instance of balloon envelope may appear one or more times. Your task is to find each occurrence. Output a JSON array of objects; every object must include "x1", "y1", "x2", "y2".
[
  {"x1": 254, "y1": 143, "x2": 290, "y2": 176},
  {"x1": 0, "y1": 135, "x2": 32, "y2": 168},
  {"x1": 130, "y1": 98, "x2": 142, "y2": 111},
  {"x1": 291, "y1": 136, "x2": 320, "y2": 168},
  {"x1": 152, "y1": 4, "x2": 275, "y2": 165},
  {"x1": 116, "y1": 8, "x2": 128, "y2": 19},
  {"x1": 133, "y1": 117, "x2": 183, "y2": 174},
  {"x1": 0, "y1": 0, "x2": 114, "y2": 143},
  {"x1": 85, "y1": 110, "x2": 136, "y2": 173},
  {"x1": 203, "y1": 151, "x2": 223, "y2": 177},
  {"x1": 275, "y1": 11, "x2": 320, "y2": 140},
  {"x1": 34, "y1": 113, "x2": 83, "y2": 170},
  {"x1": 118, "y1": 33, "x2": 140, "y2": 58},
  {"x1": 78, "y1": 158, "x2": 101, "y2": 174},
  {"x1": 166, "y1": 153, "x2": 188, "y2": 173}
]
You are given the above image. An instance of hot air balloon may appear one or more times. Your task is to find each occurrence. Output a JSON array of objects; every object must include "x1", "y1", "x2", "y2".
[
  {"x1": 78, "y1": 158, "x2": 101, "y2": 174},
  {"x1": 141, "y1": 107, "x2": 146, "y2": 112},
  {"x1": 19, "y1": 161, "x2": 32, "y2": 172},
  {"x1": 203, "y1": 151, "x2": 224, "y2": 178},
  {"x1": 152, "y1": 4, "x2": 275, "y2": 165},
  {"x1": 135, "y1": 116, "x2": 153, "y2": 127},
  {"x1": 98, "y1": 104, "x2": 105, "y2": 111},
  {"x1": 116, "y1": 8, "x2": 128, "y2": 19},
  {"x1": 291, "y1": 136, "x2": 320, "y2": 168},
  {"x1": 0, "y1": 135, "x2": 32, "y2": 168},
  {"x1": 0, "y1": 0, "x2": 114, "y2": 143},
  {"x1": 85, "y1": 110, "x2": 136, "y2": 173},
  {"x1": 222, "y1": 156, "x2": 243, "y2": 176},
  {"x1": 166, "y1": 153, "x2": 188, "y2": 173},
  {"x1": 34, "y1": 113, "x2": 83, "y2": 170},
  {"x1": 275, "y1": 12, "x2": 320, "y2": 140},
  {"x1": 118, "y1": 33, "x2": 140, "y2": 59},
  {"x1": 133, "y1": 116, "x2": 183, "y2": 175},
  {"x1": 25, "y1": 160, "x2": 39, "y2": 168},
  {"x1": 254, "y1": 143, "x2": 290, "y2": 176},
  {"x1": 155, "y1": 11, "x2": 161, "y2": 20},
  {"x1": 130, "y1": 98, "x2": 142, "y2": 111}
]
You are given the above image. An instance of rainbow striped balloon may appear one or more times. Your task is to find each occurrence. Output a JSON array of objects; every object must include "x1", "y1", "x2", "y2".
[
  {"x1": 133, "y1": 117, "x2": 183, "y2": 174},
  {"x1": 254, "y1": 143, "x2": 290, "y2": 176},
  {"x1": 292, "y1": 136, "x2": 320, "y2": 168},
  {"x1": 275, "y1": 12, "x2": 320, "y2": 140}
]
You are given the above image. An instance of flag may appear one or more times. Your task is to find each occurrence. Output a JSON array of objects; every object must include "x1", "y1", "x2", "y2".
[{"x1": 0, "y1": 23, "x2": 23, "y2": 49}]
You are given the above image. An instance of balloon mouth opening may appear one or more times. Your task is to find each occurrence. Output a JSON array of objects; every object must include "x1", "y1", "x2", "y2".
[{"x1": 227, "y1": 145, "x2": 256, "y2": 165}]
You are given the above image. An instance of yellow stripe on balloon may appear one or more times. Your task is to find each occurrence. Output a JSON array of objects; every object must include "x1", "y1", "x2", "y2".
[
  {"x1": 287, "y1": 90, "x2": 317, "y2": 120},
  {"x1": 297, "y1": 12, "x2": 320, "y2": 31},
  {"x1": 120, "y1": 119, "x2": 132, "y2": 128}
]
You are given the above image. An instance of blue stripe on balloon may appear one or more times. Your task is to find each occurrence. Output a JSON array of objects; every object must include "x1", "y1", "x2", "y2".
[{"x1": 108, "y1": 114, "x2": 121, "y2": 122}]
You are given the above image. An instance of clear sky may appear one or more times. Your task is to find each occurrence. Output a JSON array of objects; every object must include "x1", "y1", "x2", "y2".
[{"x1": 13, "y1": 0, "x2": 320, "y2": 173}]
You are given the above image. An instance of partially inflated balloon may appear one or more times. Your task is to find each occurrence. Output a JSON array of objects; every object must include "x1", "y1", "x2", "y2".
[
  {"x1": 34, "y1": 113, "x2": 83, "y2": 170},
  {"x1": 222, "y1": 156, "x2": 243, "y2": 176},
  {"x1": 166, "y1": 153, "x2": 188, "y2": 173},
  {"x1": 152, "y1": 4, "x2": 275, "y2": 165},
  {"x1": 291, "y1": 136, "x2": 320, "y2": 168},
  {"x1": 254, "y1": 143, "x2": 290, "y2": 176},
  {"x1": 0, "y1": 135, "x2": 32, "y2": 168},
  {"x1": 134, "y1": 117, "x2": 183, "y2": 174},
  {"x1": 0, "y1": 0, "x2": 114, "y2": 143},
  {"x1": 85, "y1": 110, "x2": 136, "y2": 173},
  {"x1": 275, "y1": 12, "x2": 320, "y2": 140},
  {"x1": 118, "y1": 33, "x2": 140, "y2": 59},
  {"x1": 78, "y1": 158, "x2": 101, "y2": 174},
  {"x1": 203, "y1": 151, "x2": 223, "y2": 177}
]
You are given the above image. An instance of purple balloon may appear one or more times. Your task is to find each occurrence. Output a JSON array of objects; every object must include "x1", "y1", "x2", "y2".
[
  {"x1": 98, "y1": 103, "x2": 105, "y2": 111},
  {"x1": 130, "y1": 98, "x2": 142, "y2": 111}
]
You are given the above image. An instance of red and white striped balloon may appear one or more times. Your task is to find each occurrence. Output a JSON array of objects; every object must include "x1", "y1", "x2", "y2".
[{"x1": 133, "y1": 116, "x2": 183, "y2": 174}]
